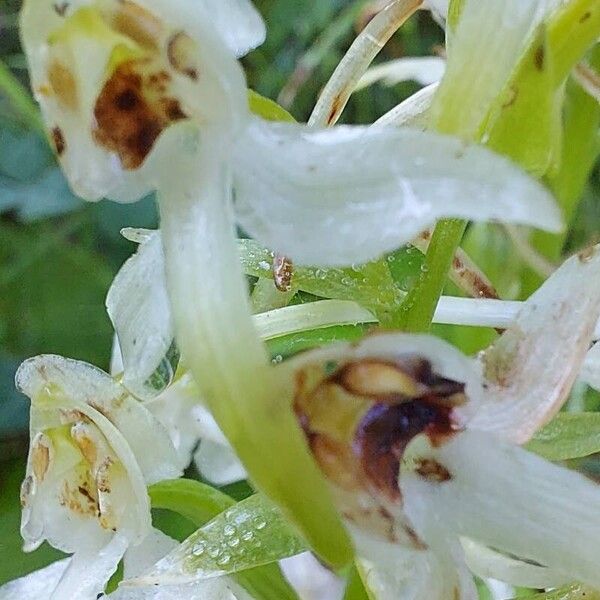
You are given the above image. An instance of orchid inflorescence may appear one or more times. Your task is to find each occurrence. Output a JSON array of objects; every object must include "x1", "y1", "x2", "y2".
[{"x1": 1, "y1": 0, "x2": 600, "y2": 598}]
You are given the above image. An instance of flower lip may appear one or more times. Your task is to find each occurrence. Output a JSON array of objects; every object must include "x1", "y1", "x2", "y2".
[{"x1": 294, "y1": 355, "x2": 465, "y2": 521}]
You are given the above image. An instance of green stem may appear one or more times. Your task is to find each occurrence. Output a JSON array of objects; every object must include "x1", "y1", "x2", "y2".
[
  {"x1": 393, "y1": 219, "x2": 467, "y2": 332},
  {"x1": 0, "y1": 59, "x2": 45, "y2": 134}
]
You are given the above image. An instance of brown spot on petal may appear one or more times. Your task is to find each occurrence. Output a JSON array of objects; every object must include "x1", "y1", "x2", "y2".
[
  {"x1": 415, "y1": 458, "x2": 452, "y2": 482},
  {"x1": 48, "y1": 60, "x2": 77, "y2": 110},
  {"x1": 96, "y1": 457, "x2": 114, "y2": 494},
  {"x1": 52, "y1": 127, "x2": 66, "y2": 156},
  {"x1": 273, "y1": 254, "x2": 294, "y2": 292},
  {"x1": 167, "y1": 31, "x2": 199, "y2": 80},
  {"x1": 71, "y1": 427, "x2": 98, "y2": 467},
  {"x1": 580, "y1": 11, "x2": 591, "y2": 23},
  {"x1": 93, "y1": 59, "x2": 188, "y2": 169},
  {"x1": 111, "y1": 0, "x2": 162, "y2": 50},
  {"x1": 20, "y1": 476, "x2": 34, "y2": 508}
]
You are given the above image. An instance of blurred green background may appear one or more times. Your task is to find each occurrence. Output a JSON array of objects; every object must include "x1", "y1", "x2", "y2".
[{"x1": 0, "y1": 0, "x2": 599, "y2": 588}]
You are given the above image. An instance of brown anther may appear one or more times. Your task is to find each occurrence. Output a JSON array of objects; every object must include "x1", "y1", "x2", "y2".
[
  {"x1": 415, "y1": 458, "x2": 452, "y2": 482},
  {"x1": 273, "y1": 254, "x2": 294, "y2": 292},
  {"x1": 71, "y1": 424, "x2": 98, "y2": 467},
  {"x1": 167, "y1": 31, "x2": 199, "y2": 80},
  {"x1": 334, "y1": 359, "x2": 424, "y2": 400},
  {"x1": 48, "y1": 60, "x2": 78, "y2": 110},
  {"x1": 112, "y1": 0, "x2": 162, "y2": 50},
  {"x1": 52, "y1": 127, "x2": 66, "y2": 156},
  {"x1": 31, "y1": 438, "x2": 51, "y2": 482}
]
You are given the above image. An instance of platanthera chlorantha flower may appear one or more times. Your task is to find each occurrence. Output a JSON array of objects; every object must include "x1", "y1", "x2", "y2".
[
  {"x1": 7, "y1": 354, "x2": 181, "y2": 599},
  {"x1": 278, "y1": 245, "x2": 600, "y2": 599},
  {"x1": 21, "y1": 0, "x2": 566, "y2": 562}
]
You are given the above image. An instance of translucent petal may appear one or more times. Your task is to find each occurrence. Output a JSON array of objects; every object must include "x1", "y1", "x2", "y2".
[
  {"x1": 124, "y1": 529, "x2": 179, "y2": 579},
  {"x1": 0, "y1": 559, "x2": 70, "y2": 600},
  {"x1": 50, "y1": 534, "x2": 129, "y2": 600},
  {"x1": 401, "y1": 430, "x2": 600, "y2": 589},
  {"x1": 233, "y1": 118, "x2": 562, "y2": 267},
  {"x1": 457, "y1": 246, "x2": 600, "y2": 442},
  {"x1": 107, "y1": 230, "x2": 174, "y2": 400},
  {"x1": 462, "y1": 539, "x2": 570, "y2": 589}
]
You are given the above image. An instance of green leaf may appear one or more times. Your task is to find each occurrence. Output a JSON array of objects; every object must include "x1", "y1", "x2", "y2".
[
  {"x1": 343, "y1": 565, "x2": 372, "y2": 600},
  {"x1": 238, "y1": 239, "x2": 403, "y2": 324},
  {"x1": 528, "y1": 584, "x2": 600, "y2": 600},
  {"x1": 149, "y1": 493, "x2": 307, "y2": 582},
  {"x1": 148, "y1": 479, "x2": 300, "y2": 600},
  {"x1": 525, "y1": 413, "x2": 600, "y2": 461},
  {"x1": 248, "y1": 89, "x2": 296, "y2": 123}
]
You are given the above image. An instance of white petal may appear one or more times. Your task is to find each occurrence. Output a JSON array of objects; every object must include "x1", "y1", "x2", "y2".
[
  {"x1": 356, "y1": 57, "x2": 445, "y2": 91},
  {"x1": 193, "y1": 440, "x2": 247, "y2": 486},
  {"x1": 352, "y1": 530, "x2": 477, "y2": 600},
  {"x1": 193, "y1": 0, "x2": 266, "y2": 57},
  {"x1": 280, "y1": 553, "x2": 344, "y2": 600},
  {"x1": 233, "y1": 118, "x2": 562, "y2": 267},
  {"x1": 109, "y1": 579, "x2": 251, "y2": 600},
  {"x1": 124, "y1": 529, "x2": 179, "y2": 579},
  {"x1": 457, "y1": 246, "x2": 600, "y2": 443},
  {"x1": 107, "y1": 230, "x2": 174, "y2": 400},
  {"x1": 461, "y1": 538, "x2": 570, "y2": 589},
  {"x1": 374, "y1": 83, "x2": 437, "y2": 128},
  {"x1": 0, "y1": 559, "x2": 70, "y2": 600},
  {"x1": 50, "y1": 534, "x2": 129, "y2": 600},
  {"x1": 401, "y1": 430, "x2": 600, "y2": 589}
]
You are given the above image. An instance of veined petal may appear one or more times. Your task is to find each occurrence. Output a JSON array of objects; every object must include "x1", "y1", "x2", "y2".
[
  {"x1": 457, "y1": 245, "x2": 600, "y2": 443},
  {"x1": 233, "y1": 118, "x2": 562, "y2": 267},
  {"x1": 0, "y1": 559, "x2": 70, "y2": 600},
  {"x1": 400, "y1": 430, "x2": 600, "y2": 589},
  {"x1": 107, "y1": 230, "x2": 174, "y2": 400}
]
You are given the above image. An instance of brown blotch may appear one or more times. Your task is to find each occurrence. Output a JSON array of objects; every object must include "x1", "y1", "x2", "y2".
[
  {"x1": 415, "y1": 458, "x2": 452, "y2": 482},
  {"x1": 451, "y1": 255, "x2": 498, "y2": 300},
  {"x1": 20, "y1": 476, "x2": 34, "y2": 508},
  {"x1": 534, "y1": 45, "x2": 545, "y2": 71},
  {"x1": 48, "y1": 60, "x2": 77, "y2": 110},
  {"x1": 111, "y1": 0, "x2": 162, "y2": 50},
  {"x1": 53, "y1": 2, "x2": 69, "y2": 16},
  {"x1": 52, "y1": 127, "x2": 66, "y2": 156},
  {"x1": 273, "y1": 254, "x2": 294, "y2": 292},
  {"x1": 93, "y1": 59, "x2": 188, "y2": 169},
  {"x1": 31, "y1": 440, "x2": 50, "y2": 482},
  {"x1": 404, "y1": 523, "x2": 428, "y2": 550},
  {"x1": 167, "y1": 31, "x2": 199, "y2": 80},
  {"x1": 326, "y1": 95, "x2": 343, "y2": 125},
  {"x1": 355, "y1": 399, "x2": 456, "y2": 500},
  {"x1": 579, "y1": 11, "x2": 591, "y2": 23}
]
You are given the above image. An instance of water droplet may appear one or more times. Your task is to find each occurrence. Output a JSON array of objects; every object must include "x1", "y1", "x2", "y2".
[
  {"x1": 420, "y1": 264, "x2": 429, "y2": 273},
  {"x1": 271, "y1": 354, "x2": 283, "y2": 364},
  {"x1": 224, "y1": 525, "x2": 236, "y2": 537},
  {"x1": 193, "y1": 542, "x2": 205, "y2": 556},
  {"x1": 258, "y1": 260, "x2": 270, "y2": 271},
  {"x1": 254, "y1": 520, "x2": 267, "y2": 530},
  {"x1": 241, "y1": 531, "x2": 254, "y2": 542},
  {"x1": 341, "y1": 277, "x2": 352, "y2": 286},
  {"x1": 227, "y1": 537, "x2": 240, "y2": 548},
  {"x1": 315, "y1": 269, "x2": 327, "y2": 280},
  {"x1": 217, "y1": 554, "x2": 231, "y2": 566},
  {"x1": 208, "y1": 546, "x2": 221, "y2": 558}
]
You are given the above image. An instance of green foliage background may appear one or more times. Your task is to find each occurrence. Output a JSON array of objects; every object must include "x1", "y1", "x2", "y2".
[{"x1": 0, "y1": 0, "x2": 599, "y2": 591}]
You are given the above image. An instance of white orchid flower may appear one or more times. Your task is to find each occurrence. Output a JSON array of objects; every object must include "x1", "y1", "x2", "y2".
[
  {"x1": 6, "y1": 354, "x2": 181, "y2": 600},
  {"x1": 0, "y1": 528, "x2": 253, "y2": 600},
  {"x1": 283, "y1": 245, "x2": 600, "y2": 598}
]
